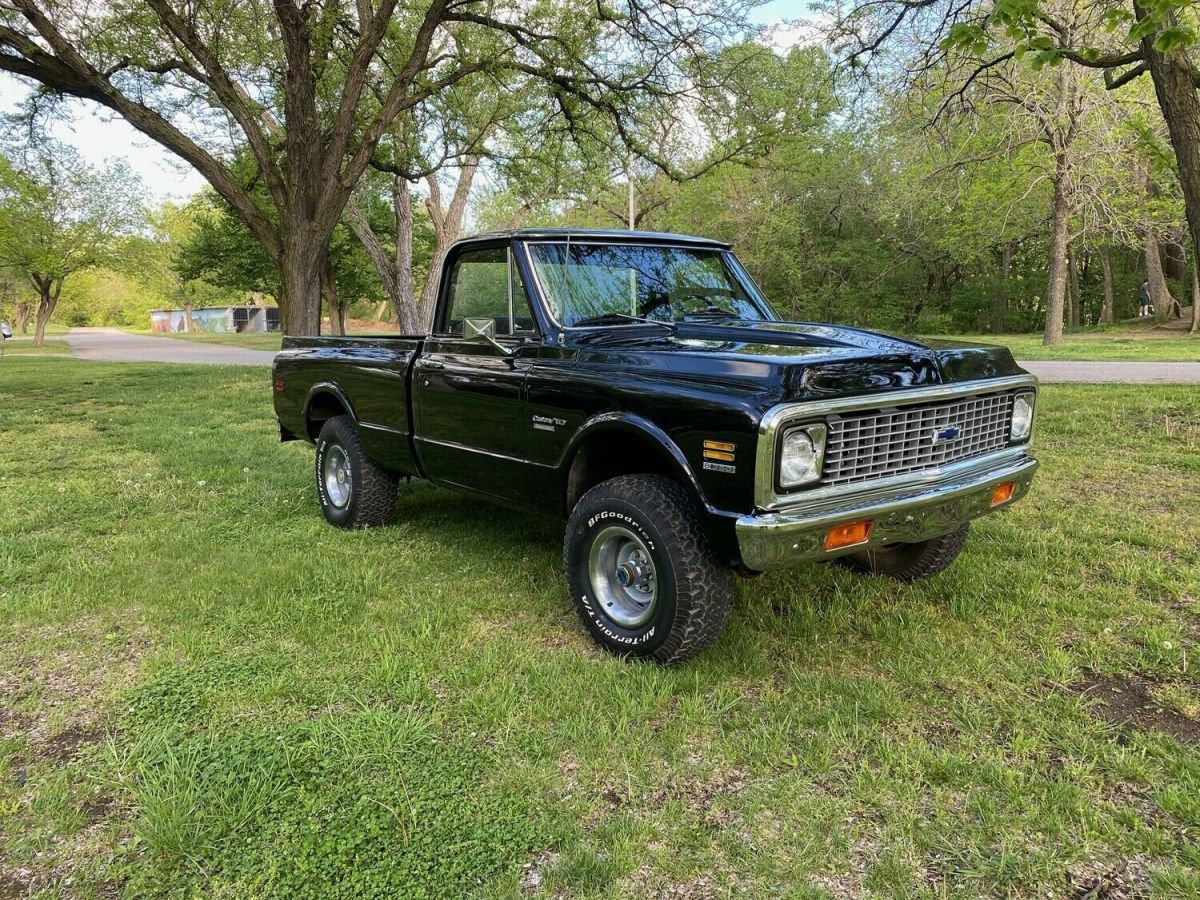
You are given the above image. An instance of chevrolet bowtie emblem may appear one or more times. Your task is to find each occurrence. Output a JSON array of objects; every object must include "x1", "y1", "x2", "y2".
[{"x1": 932, "y1": 425, "x2": 961, "y2": 444}]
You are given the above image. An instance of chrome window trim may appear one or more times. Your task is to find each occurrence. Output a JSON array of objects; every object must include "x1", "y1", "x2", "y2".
[
  {"x1": 506, "y1": 246, "x2": 514, "y2": 335},
  {"x1": 753, "y1": 374, "x2": 1039, "y2": 511},
  {"x1": 518, "y1": 239, "x2": 774, "y2": 332}
]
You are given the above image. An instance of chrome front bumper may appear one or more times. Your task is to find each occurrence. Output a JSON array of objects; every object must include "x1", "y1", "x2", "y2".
[{"x1": 735, "y1": 449, "x2": 1038, "y2": 571}]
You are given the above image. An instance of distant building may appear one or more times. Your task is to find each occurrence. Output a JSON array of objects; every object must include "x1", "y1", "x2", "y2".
[{"x1": 150, "y1": 306, "x2": 281, "y2": 334}]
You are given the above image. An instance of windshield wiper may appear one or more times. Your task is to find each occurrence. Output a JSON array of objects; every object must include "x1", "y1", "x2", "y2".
[
  {"x1": 683, "y1": 306, "x2": 739, "y2": 321},
  {"x1": 572, "y1": 312, "x2": 677, "y2": 331}
]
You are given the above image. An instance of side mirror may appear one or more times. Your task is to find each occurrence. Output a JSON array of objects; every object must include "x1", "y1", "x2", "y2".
[{"x1": 463, "y1": 317, "x2": 507, "y2": 351}]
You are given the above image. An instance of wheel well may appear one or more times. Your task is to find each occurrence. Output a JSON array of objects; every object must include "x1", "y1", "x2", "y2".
[
  {"x1": 305, "y1": 391, "x2": 350, "y2": 440},
  {"x1": 564, "y1": 430, "x2": 684, "y2": 513}
]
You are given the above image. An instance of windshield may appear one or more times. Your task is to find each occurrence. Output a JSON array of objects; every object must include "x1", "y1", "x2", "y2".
[{"x1": 526, "y1": 242, "x2": 774, "y2": 327}]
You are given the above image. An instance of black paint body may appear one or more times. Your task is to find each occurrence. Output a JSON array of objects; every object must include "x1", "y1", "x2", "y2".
[{"x1": 272, "y1": 229, "x2": 1026, "y2": 565}]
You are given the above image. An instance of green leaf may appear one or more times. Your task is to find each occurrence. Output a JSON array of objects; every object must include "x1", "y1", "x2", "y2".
[
  {"x1": 1153, "y1": 25, "x2": 1197, "y2": 52},
  {"x1": 1129, "y1": 17, "x2": 1160, "y2": 42}
]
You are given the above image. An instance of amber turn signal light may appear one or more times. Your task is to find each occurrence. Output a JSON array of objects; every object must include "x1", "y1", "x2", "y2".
[
  {"x1": 825, "y1": 520, "x2": 872, "y2": 551},
  {"x1": 990, "y1": 481, "x2": 1015, "y2": 507},
  {"x1": 702, "y1": 439, "x2": 737, "y2": 462}
]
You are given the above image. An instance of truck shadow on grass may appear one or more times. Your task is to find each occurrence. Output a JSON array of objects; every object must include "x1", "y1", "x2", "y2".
[{"x1": 383, "y1": 478, "x2": 959, "y2": 659}]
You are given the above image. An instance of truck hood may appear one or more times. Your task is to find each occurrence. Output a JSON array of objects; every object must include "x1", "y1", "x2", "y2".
[{"x1": 567, "y1": 320, "x2": 1023, "y2": 404}]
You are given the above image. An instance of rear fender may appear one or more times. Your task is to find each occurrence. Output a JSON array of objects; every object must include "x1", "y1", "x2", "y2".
[{"x1": 303, "y1": 382, "x2": 357, "y2": 439}]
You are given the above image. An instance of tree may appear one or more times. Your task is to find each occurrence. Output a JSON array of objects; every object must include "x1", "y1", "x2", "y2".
[
  {"x1": 0, "y1": 0, "x2": 758, "y2": 335},
  {"x1": 0, "y1": 267, "x2": 27, "y2": 330},
  {"x1": 344, "y1": 83, "x2": 502, "y2": 333},
  {"x1": 177, "y1": 190, "x2": 383, "y2": 333},
  {"x1": 826, "y1": 0, "x2": 1200, "y2": 339},
  {"x1": 0, "y1": 145, "x2": 137, "y2": 345}
]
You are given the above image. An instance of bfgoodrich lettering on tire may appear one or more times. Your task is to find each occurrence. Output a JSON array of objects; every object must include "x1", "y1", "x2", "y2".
[
  {"x1": 315, "y1": 415, "x2": 398, "y2": 529},
  {"x1": 564, "y1": 474, "x2": 733, "y2": 664}
]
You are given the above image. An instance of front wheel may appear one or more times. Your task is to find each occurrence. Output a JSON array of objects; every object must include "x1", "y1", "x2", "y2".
[
  {"x1": 836, "y1": 523, "x2": 970, "y2": 581},
  {"x1": 314, "y1": 415, "x2": 397, "y2": 529},
  {"x1": 564, "y1": 475, "x2": 733, "y2": 664}
]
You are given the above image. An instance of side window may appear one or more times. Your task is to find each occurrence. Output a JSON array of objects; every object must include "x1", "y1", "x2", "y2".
[
  {"x1": 442, "y1": 246, "x2": 539, "y2": 338},
  {"x1": 444, "y1": 247, "x2": 508, "y2": 334}
]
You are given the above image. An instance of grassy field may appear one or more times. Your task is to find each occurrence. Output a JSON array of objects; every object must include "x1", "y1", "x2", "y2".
[
  {"x1": 1, "y1": 338, "x2": 69, "y2": 356},
  {"x1": 2, "y1": 324, "x2": 70, "y2": 357},
  {"x1": 1, "y1": 358, "x2": 1198, "y2": 898},
  {"x1": 931, "y1": 326, "x2": 1200, "y2": 362}
]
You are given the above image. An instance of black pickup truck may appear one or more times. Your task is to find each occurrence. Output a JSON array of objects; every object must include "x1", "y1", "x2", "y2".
[{"x1": 273, "y1": 229, "x2": 1038, "y2": 663}]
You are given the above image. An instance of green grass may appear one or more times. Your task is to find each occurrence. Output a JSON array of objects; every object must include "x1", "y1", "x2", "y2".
[
  {"x1": 931, "y1": 326, "x2": 1199, "y2": 361},
  {"x1": 1, "y1": 358, "x2": 1198, "y2": 897},
  {"x1": 1, "y1": 337, "x2": 69, "y2": 355},
  {"x1": 123, "y1": 329, "x2": 284, "y2": 351}
]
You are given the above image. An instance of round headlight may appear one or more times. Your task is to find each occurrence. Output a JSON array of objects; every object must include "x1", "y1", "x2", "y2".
[
  {"x1": 1011, "y1": 393, "x2": 1034, "y2": 441},
  {"x1": 779, "y1": 426, "x2": 825, "y2": 488}
]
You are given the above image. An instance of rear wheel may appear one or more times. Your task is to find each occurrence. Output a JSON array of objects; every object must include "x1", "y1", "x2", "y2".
[
  {"x1": 836, "y1": 523, "x2": 970, "y2": 581},
  {"x1": 314, "y1": 415, "x2": 397, "y2": 529},
  {"x1": 564, "y1": 475, "x2": 733, "y2": 664}
]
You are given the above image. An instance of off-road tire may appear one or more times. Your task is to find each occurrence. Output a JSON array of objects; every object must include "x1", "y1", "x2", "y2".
[
  {"x1": 314, "y1": 415, "x2": 397, "y2": 529},
  {"x1": 564, "y1": 474, "x2": 733, "y2": 664},
  {"x1": 836, "y1": 523, "x2": 970, "y2": 581}
]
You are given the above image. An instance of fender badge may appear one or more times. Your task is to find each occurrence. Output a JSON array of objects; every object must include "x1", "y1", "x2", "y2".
[
  {"x1": 703, "y1": 461, "x2": 736, "y2": 474},
  {"x1": 532, "y1": 414, "x2": 566, "y2": 432}
]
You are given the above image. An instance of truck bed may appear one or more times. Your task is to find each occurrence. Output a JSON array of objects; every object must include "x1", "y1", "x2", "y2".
[{"x1": 273, "y1": 334, "x2": 426, "y2": 475}]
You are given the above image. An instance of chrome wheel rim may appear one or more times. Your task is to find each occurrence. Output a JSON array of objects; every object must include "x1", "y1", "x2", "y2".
[
  {"x1": 587, "y1": 525, "x2": 657, "y2": 628},
  {"x1": 323, "y1": 445, "x2": 352, "y2": 509}
]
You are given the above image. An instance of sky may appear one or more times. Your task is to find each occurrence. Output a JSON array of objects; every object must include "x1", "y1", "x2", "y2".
[{"x1": 0, "y1": 0, "x2": 813, "y2": 204}]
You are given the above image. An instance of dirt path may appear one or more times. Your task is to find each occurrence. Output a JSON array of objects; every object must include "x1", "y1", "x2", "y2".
[
  {"x1": 1018, "y1": 360, "x2": 1200, "y2": 383},
  {"x1": 64, "y1": 327, "x2": 277, "y2": 366}
]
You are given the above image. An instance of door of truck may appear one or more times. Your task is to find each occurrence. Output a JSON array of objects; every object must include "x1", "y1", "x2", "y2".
[{"x1": 413, "y1": 242, "x2": 539, "y2": 502}]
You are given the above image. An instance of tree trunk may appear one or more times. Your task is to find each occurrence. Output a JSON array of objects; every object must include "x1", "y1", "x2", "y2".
[
  {"x1": 31, "y1": 277, "x2": 60, "y2": 348},
  {"x1": 990, "y1": 242, "x2": 1012, "y2": 333},
  {"x1": 320, "y1": 261, "x2": 346, "y2": 336},
  {"x1": 1139, "y1": 1, "x2": 1200, "y2": 330},
  {"x1": 1043, "y1": 170, "x2": 1071, "y2": 345},
  {"x1": 1144, "y1": 237, "x2": 1177, "y2": 323},
  {"x1": 14, "y1": 301, "x2": 31, "y2": 333},
  {"x1": 394, "y1": 178, "x2": 419, "y2": 333},
  {"x1": 184, "y1": 302, "x2": 194, "y2": 333},
  {"x1": 417, "y1": 241, "x2": 448, "y2": 332},
  {"x1": 1099, "y1": 245, "x2": 1115, "y2": 324},
  {"x1": 1066, "y1": 244, "x2": 1081, "y2": 328},
  {"x1": 627, "y1": 164, "x2": 637, "y2": 229},
  {"x1": 1191, "y1": 262, "x2": 1199, "y2": 333},
  {"x1": 280, "y1": 237, "x2": 325, "y2": 335},
  {"x1": 344, "y1": 182, "x2": 422, "y2": 333}
]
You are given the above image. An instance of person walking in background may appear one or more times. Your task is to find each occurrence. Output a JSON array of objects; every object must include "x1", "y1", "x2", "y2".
[
  {"x1": 1138, "y1": 279, "x2": 1152, "y2": 317},
  {"x1": 0, "y1": 320, "x2": 11, "y2": 358}
]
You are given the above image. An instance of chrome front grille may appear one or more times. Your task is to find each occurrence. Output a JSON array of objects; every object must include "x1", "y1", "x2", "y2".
[{"x1": 820, "y1": 392, "x2": 1014, "y2": 487}]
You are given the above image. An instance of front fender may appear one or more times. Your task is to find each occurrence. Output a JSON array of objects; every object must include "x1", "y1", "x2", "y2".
[{"x1": 562, "y1": 412, "x2": 711, "y2": 511}]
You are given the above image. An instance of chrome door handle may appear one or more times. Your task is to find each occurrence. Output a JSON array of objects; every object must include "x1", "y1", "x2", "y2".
[{"x1": 423, "y1": 360, "x2": 445, "y2": 370}]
